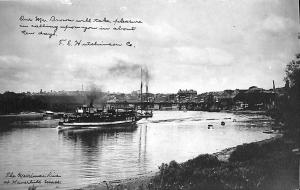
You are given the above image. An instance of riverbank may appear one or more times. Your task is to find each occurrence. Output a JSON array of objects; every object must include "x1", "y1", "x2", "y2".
[
  {"x1": 222, "y1": 109, "x2": 268, "y2": 116},
  {"x1": 76, "y1": 133, "x2": 298, "y2": 190},
  {"x1": 0, "y1": 112, "x2": 63, "y2": 129},
  {"x1": 0, "y1": 112, "x2": 43, "y2": 121}
]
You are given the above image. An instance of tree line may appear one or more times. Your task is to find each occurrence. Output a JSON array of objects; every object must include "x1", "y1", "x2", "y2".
[{"x1": 0, "y1": 92, "x2": 85, "y2": 114}]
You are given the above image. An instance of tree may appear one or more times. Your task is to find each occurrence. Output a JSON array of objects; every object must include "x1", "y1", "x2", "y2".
[
  {"x1": 283, "y1": 53, "x2": 300, "y2": 131},
  {"x1": 285, "y1": 53, "x2": 300, "y2": 88}
]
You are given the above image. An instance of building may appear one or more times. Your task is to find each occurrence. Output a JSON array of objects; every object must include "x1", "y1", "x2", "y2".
[{"x1": 177, "y1": 89, "x2": 197, "y2": 102}]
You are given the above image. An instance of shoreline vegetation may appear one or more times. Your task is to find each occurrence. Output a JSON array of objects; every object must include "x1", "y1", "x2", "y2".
[{"x1": 76, "y1": 134, "x2": 298, "y2": 190}]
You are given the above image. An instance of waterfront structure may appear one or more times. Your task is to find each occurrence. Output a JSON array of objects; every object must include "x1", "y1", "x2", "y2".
[
  {"x1": 0, "y1": 85, "x2": 286, "y2": 114},
  {"x1": 177, "y1": 89, "x2": 197, "y2": 103}
]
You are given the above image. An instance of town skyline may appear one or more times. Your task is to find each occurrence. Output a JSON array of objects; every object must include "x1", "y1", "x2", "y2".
[
  {"x1": 6, "y1": 82, "x2": 283, "y2": 98},
  {"x1": 0, "y1": 81, "x2": 282, "y2": 95}
]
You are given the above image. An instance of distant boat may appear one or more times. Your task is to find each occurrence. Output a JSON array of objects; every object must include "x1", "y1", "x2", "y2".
[
  {"x1": 208, "y1": 107, "x2": 221, "y2": 112},
  {"x1": 43, "y1": 111, "x2": 54, "y2": 120},
  {"x1": 138, "y1": 110, "x2": 153, "y2": 119},
  {"x1": 263, "y1": 129, "x2": 275, "y2": 134}
]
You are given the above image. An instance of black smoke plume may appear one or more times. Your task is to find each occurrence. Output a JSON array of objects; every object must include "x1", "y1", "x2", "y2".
[
  {"x1": 108, "y1": 60, "x2": 152, "y2": 86},
  {"x1": 86, "y1": 83, "x2": 104, "y2": 107}
]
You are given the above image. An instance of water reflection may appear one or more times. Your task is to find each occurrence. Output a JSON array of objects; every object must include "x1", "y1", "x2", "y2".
[
  {"x1": 58, "y1": 125, "x2": 141, "y2": 180},
  {"x1": 59, "y1": 125, "x2": 138, "y2": 147},
  {"x1": 137, "y1": 125, "x2": 149, "y2": 174}
]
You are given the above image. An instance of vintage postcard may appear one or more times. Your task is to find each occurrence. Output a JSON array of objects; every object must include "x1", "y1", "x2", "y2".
[{"x1": 0, "y1": 0, "x2": 299, "y2": 190}]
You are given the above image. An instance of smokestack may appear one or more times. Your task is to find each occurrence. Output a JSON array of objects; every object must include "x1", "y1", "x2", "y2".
[
  {"x1": 146, "y1": 84, "x2": 148, "y2": 103},
  {"x1": 140, "y1": 68, "x2": 143, "y2": 103},
  {"x1": 146, "y1": 85, "x2": 148, "y2": 94},
  {"x1": 144, "y1": 67, "x2": 150, "y2": 89},
  {"x1": 81, "y1": 84, "x2": 84, "y2": 97},
  {"x1": 298, "y1": 0, "x2": 300, "y2": 39}
]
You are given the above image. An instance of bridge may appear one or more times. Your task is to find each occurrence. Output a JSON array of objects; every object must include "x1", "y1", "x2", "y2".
[{"x1": 105, "y1": 101, "x2": 205, "y2": 110}]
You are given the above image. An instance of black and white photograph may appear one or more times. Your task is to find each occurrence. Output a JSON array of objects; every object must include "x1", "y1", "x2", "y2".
[{"x1": 0, "y1": 0, "x2": 299, "y2": 189}]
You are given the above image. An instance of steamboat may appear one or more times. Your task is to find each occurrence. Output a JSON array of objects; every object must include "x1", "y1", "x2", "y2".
[
  {"x1": 57, "y1": 105, "x2": 140, "y2": 132},
  {"x1": 57, "y1": 67, "x2": 152, "y2": 131}
]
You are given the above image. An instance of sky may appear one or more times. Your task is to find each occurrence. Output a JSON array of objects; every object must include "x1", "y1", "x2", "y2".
[{"x1": 0, "y1": 0, "x2": 299, "y2": 94}]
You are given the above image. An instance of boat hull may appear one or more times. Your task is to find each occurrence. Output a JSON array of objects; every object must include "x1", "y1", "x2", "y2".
[{"x1": 57, "y1": 120, "x2": 137, "y2": 131}]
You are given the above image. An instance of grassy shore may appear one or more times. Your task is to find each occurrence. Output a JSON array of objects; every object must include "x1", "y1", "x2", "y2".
[{"x1": 77, "y1": 133, "x2": 298, "y2": 190}]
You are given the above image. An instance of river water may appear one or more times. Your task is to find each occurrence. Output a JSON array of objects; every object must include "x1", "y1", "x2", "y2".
[{"x1": 0, "y1": 111, "x2": 276, "y2": 190}]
